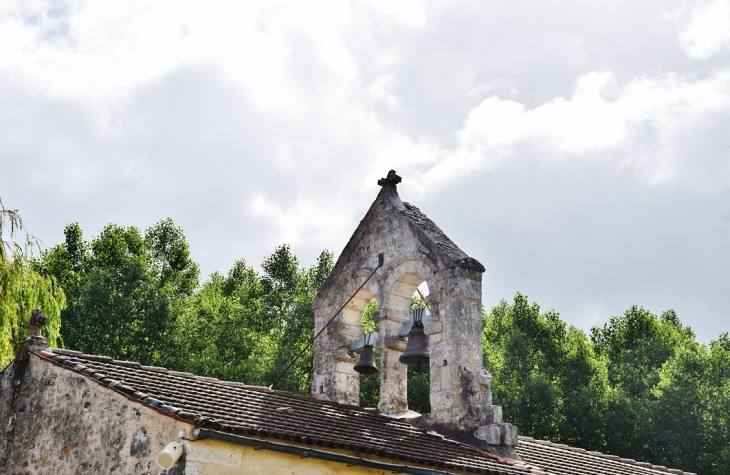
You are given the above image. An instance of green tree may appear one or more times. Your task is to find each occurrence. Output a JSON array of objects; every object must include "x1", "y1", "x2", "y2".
[
  {"x1": 170, "y1": 246, "x2": 333, "y2": 395},
  {"x1": 166, "y1": 268, "x2": 263, "y2": 381},
  {"x1": 703, "y1": 333, "x2": 730, "y2": 474},
  {"x1": 38, "y1": 219, "x2": 198, "y2": 366},
  {"x1": 648, "y1": 332, "x2": 730, "y2": 475},
  {"x1": 145, "y1": 218, "x2": 200, "y2": 296},
  {"x1": 702, "y1": 333, "x2": 730, "y2": 474},
  {"x1": 484, "y1": 295, "x2": 729, "y2": 473},
  {"x1": 0, "y1": 198, "x2": 65, "y2": 366},
  {"x1": 262, "y1": 246, "x2": 334, "y2": 393},
  {"x1": 483, "y1": 293, "x2": 608, "y2": 450},
  {"x1": 591, "y1": 306, "x2": 696, "y2": 460},
  {"x1": 649, "y1": 342, "x2": 706, "y2": 472}
]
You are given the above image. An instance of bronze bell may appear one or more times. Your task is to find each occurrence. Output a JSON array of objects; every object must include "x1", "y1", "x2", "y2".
[
  {"x1": 354, "y1": 346, "x2": 378, "y2": 375},
  {"x1": 399, "y1": 320, "x2": 430, "y2": 373}
]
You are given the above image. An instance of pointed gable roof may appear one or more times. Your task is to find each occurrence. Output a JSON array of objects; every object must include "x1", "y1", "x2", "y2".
[
  {"x1": 399, "y1": 200, "x2": 484, "y2": 272},
  {"x1": 316, "y1": 171, "x2": 483, "y2": 305}
]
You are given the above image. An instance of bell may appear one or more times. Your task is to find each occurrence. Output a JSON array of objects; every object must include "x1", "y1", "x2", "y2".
[
  {"x1": 399, "y1": 321, "x2": 430, "y2": 373},
  {"x1": 354, "y1": 346, "x2": 378, "y2": 375}
]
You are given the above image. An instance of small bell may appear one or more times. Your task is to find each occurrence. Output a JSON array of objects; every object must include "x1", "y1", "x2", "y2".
[
  {"x1": 399, "y1": 319, "x2": 430, "y2": 373},
  {"x1": 354, "y1": 346, "x2": 378, "y2": 375}
]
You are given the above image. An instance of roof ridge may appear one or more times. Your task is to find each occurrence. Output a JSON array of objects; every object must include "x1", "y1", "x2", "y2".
[
  {"x1": 517, "y1": 437, "x2": 696, "y2": 474},
  {"x1": 50, "y1": 348, "x2": 162, "y2": 372}
]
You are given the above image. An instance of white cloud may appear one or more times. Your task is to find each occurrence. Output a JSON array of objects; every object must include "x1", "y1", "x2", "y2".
[
  {"x1": 2, "y1": 0, "x2": 730, "y2": 341},
  {"x1": 369, "y1": 73, "x2": 401, "y2": 110},
  {"x1": 391, "y1": 69, "x2": 730, "y2": 192},
  {"x1": 4, "y1": 1, "x2": 729, "y2": 199},
  {"x1": 678, "y1": 0, "x2": 730, "y2": 58},
  {"x1": 462, "y1": 70, "x2": 730, "y2": 152},
  {"x1": 466, "y1": 78, "x2": 518, "y2": 97}
]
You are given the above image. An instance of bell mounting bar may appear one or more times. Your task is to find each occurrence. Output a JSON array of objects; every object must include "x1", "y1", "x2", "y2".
[
  {"x1": 348, "y1": 332, "x2": 379, "y2": 357},
  {"x1": 399, "y1": 307, "x2": 431, "y2": 339}
]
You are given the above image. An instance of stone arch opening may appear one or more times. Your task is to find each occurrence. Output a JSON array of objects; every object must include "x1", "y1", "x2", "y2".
[
  {"x1": 376, "y1": 260, "x2": 437, "y2": 415},
  {"x1": 311, "y1": 280, "x2": 378, "y2": 405},
  {"x1": 340, "y1": 287, "x2": 374, "y2": 328},
  {"x1": 358, "y1": 296, "x2": 380, "y2": 407},
  {"x1": 406, "y1": 283, "x2": 431, "y2": 415}
]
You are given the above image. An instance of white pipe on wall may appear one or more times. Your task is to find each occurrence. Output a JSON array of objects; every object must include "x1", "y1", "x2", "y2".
[{"x1": 157, "y1": 441, "x2": 184, "y2": 469}]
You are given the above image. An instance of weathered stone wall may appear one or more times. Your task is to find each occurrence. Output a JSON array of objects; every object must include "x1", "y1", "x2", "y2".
[{"x1": 0, "y1": 353, "x2": 191, "y2": 474}]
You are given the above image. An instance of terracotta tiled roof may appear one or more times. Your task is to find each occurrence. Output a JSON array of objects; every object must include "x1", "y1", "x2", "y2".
[
  {"x1": 516, "y1": 437, "x2": 697, "y2": 475},
  {"x1": 35, "y1": 348, "x2": 696, "y2": 475},
  {"x1": 36, "y1": 348, "x2": 529, "y2": 475}
]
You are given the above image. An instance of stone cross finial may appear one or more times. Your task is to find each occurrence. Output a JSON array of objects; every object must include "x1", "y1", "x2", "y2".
[
  {"x1": 18, "y1": 309, "x2": 50, "y2": 353},
  {"x1": 25, "y1": 309, "x2": 48, "y2": 337},
  {"x1": 378, "y1": 170, "x2": 402, "y2": 187}
]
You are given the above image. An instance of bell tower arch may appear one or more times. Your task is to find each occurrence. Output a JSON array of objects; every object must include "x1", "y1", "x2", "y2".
[{"x1": 311, "y1": 170, "x2": 518, "y2": 458}]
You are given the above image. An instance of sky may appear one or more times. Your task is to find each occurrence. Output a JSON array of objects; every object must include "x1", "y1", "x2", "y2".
[{"x1": 1, "y1": 0, "x2": 729, "y2": 342}]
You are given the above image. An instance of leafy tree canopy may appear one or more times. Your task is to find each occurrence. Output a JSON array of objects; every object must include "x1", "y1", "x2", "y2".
[
  {"x1": 0, "y1": 198, "x2": 65, "y2": 367},
  {"x1": 484, "y1": 293, "x2": 730, "y2": 475},
  {"x1": 483, "y1": 293, "x2": 606, "y2": 447},
  {"x1": 37, "y1": 219, "x2": 198, "y2": 365},
  {"x1": 168, "y1": 245, "x2": 333, "y2": 395}
]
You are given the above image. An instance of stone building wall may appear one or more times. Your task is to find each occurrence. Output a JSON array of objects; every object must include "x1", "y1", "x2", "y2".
[{"x1": 0, "y1": 352, "x2": 191, "y2": 474}]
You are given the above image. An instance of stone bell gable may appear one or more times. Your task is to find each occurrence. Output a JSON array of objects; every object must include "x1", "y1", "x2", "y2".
[{"x1": 311, "y1": 170, "x2": 518, "y2": 457}]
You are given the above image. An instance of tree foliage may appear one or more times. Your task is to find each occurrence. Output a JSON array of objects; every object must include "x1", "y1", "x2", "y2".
[
  {"x1": 167, "y1": 245, "x2": 333, "y2": 395},
  {"x1": 483, "y1": 293, "x2": 607, "y2": 447},
  {"x1": 484, "y1": 293, "x2": 730, "y2": 475},
  {"x1": 0, "y1": 199, "x2": 65, "y2": 367},
  {"x1": 38, "y1": 219, "x2": 198, "y2": 365}
]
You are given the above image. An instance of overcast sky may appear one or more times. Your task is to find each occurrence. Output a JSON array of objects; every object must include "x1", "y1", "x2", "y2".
[{"x1": 1, "y1": 1, "x2": 729, "y2": 342}]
